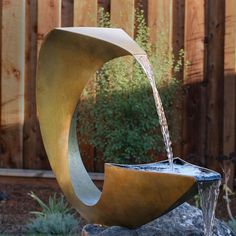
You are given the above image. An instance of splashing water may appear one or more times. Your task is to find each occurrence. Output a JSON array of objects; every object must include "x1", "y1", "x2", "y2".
[
  {"x1": 198, "y1": 180, "x2": 221, "y2": 236},
  {"x1": 115, "y1": 158, "x2": 221, "y2": 182},
  {"x1": 134, "y1": 55, "x2": 174, "y2": 170}
]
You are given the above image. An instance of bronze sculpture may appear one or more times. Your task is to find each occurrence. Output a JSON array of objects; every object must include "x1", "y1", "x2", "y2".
[{"x1": 36, "y1": 27, "x2": 220, "y2": 228}]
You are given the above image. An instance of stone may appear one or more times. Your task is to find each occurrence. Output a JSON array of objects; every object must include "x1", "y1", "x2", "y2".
[{"x1": 82, "y1": 203, "x2": 236, "y2": 236}]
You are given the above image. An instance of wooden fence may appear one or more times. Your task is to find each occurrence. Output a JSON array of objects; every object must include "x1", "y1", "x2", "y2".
[{"x1": 0, "y1": 0, "x2": 235, "y2": 181}]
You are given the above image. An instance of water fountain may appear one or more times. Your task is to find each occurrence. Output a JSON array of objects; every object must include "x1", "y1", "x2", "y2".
[{"x1": 36, "y1": 27, "x2": 226, "y2": 235}]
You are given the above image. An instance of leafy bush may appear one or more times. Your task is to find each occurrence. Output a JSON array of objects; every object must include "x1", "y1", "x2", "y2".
[
  {"x1": 26, "y1": 192, "x2": 79, "y2": 236},
  {"x1": 78, "y1": 8, "x2": 184, "y2": 164}
]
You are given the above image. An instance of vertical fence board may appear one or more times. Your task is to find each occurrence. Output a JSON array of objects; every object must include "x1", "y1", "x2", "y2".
[
  {"x1": 205, "y1": 0, "x2": 225, "y2": 171},
  {"x1": 110, "y1": 0, "x2": 135, "y2": 37},
  {"x1": 74, "y1": 0, "x2": 97, "y2": 26},
  {"x1": 182, "y1": 0, "x2": 206, "y2": 165},
  {"x1": 61, "y1": 0, "x2": 73, "y2": 27},
  {"x1": 0, "y1": 0, "x2": 25, "y2": 168},
  {"x1": 37, "y1": 0, "x2": 61, "y2": 55},
  {"x1": 24, "y1": 0, "x2": 49, "y2": 169},
  {"x1": 223, "y1": 0, "x2": 236, "y2": 187},
  {"x1": 24, "y1": 0, "x2": 37, "y2": 168},
  {"x1": 171, "y1": 0, "x2": 185, "y2": 157},
  {"x1": 172, "y1": 0, "x2": 185, "y2": 60},
  {"x1": 184, "y1": 0, "x2": 205, "y2": 84},
  {"x1": 148, "y1": 0, "x2": 172, "y2": 45}
]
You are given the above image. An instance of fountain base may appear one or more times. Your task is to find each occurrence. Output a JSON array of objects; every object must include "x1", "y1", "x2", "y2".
[{"x1": 82, "y1": 203, "x2": 235, "y2": 236}]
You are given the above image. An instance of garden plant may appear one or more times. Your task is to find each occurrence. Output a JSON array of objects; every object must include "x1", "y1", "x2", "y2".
[
  {"x1": 78, "y1": 8, "x2": 184, "y2": 164},
  {"x1": 25, "y1": 192, "x2": 80, "y2": 235}
]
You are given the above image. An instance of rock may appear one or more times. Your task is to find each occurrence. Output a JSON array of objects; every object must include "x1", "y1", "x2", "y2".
[{"x1": 82, "y1": 203, "x2": 236, "y2": 236}]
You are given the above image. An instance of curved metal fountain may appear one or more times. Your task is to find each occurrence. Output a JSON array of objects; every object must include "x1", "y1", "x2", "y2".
[{"x1": 36, "y1": 27, "x2": 220, "y2": 228}]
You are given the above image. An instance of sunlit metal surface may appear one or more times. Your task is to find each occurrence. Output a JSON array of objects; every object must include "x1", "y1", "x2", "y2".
[{"x1": 37, "y1": 27, "x2": 198, "y2": 228}]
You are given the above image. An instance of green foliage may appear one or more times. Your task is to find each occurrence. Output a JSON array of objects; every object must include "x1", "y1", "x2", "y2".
[
  {"x1": 78, "y1": 8, "x2": 184, "y2": 164},
  {"x1": 28, "y1": 192, "x2": 73, "y2": 216},
  {"x1": 26, "y1": 193, "x2": 79, "y2": 236},
  {"x1": 26, "y1": 213, "x2": 78, "y2": 236}
]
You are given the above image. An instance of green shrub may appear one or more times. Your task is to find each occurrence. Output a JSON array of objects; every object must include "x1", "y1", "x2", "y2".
[
  {"x1": 26, "y1": 213, "x2": 78, "y2": 236},
  {"x1": 28, "y1": 192, "x2": 73, "y2": 216},
  {"x1": 78, "y1": 8, "x2": 184, "y2": 164},
  {"x1": 26, "y1": 192, "x2": 79, "y2": 236}
]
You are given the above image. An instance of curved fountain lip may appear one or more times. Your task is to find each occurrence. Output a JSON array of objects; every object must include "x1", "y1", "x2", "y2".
[{"x1": 110, "y1": 157, "x2": 221, "y2": 182}]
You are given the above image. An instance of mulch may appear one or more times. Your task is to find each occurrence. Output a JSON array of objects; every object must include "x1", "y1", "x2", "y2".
[
  {"x1": 0, "y1": 176, "x2": 236, "y2": 235},
  {"x1": 0, "y1": 177, "x2": 86, "y2": 235}
]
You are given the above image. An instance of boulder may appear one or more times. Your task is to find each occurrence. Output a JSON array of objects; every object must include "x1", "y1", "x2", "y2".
[{"x1": 82, "y1": 203, "x2": 235, "y2": 236}]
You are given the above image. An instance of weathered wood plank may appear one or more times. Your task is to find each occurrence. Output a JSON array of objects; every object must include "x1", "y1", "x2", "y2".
[
  {"x1": 61, "y1": 0, "x2": 73, "y2": 27},
  {"x1": 74, "y1": 0, "x2": 97, "y2": 26},
  {"x1": 24, "y1": 0, "x2": 37, "y2": 168},
  {"x1": 172, "y1": 0, "x2": 185, "y2": 62},
  {"x1": 223, "y1": 0, "x2": 236, "y2": 188},
  {"x1": 205, "y1": 0, "x2": 225, "y2": 171},
  {"x1": 0, "y1": 0, "x2": 26, "y2": 168},
  {"x1": 24, "y1": 0, "x2": 49, "y2": 169},
  {"x1": 148, "y1": 0, "x2": 172, "y2": 45},
  {"x1": 37, "y1": 0, "x2": 61, "y2": 55},
  {"x1": 182, "y1": 0, "x2": 206, "y2": 165},
  {"x1": 110, "y1": 0, "x2": 135, "y2": 37},
  {"x1": 182, "y1": 84, "x2": 207, "y2": 166},
  {"x1": 184, "y1": 0, "x2": 205, "y2": 84},
  {"x1": 171, "y1": 0, "x2": 185, "y2": 157}
]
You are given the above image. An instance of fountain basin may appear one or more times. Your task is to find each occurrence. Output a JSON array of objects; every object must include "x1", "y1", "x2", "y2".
[{"x1": 100, "y1": 157, "x2": 221, "y2": 228}]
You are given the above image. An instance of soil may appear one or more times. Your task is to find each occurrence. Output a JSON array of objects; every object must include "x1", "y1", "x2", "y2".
[
  {"x1": 0, "y1": 177, "x2": 86, "y2": 235},
  {"x1": 0, "y1": 176, "x2": 236, "y2": 235}
]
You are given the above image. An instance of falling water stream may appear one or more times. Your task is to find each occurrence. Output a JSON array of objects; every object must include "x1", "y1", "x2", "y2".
[
  {"x1": 134, "y1": 55, "x2": 174, "y2": 171},
  {"x1": 134, "y1": 54, "x2": 221, "y2": 236},
  {"x1": 198, "y1": 181, "x2": 221, "y2": 236}
]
